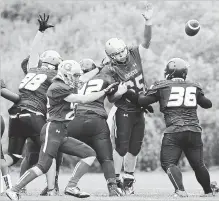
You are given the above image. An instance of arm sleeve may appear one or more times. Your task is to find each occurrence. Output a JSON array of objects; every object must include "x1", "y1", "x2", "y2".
[
  {"x1": 197, "y1": 88, "x2": 212, "y2": 109},
  {"x1": 1, "y1": 88, "x2": 20, "y2": 103},
  {"x1": 48, "y1": 83, "x2": 76, "y2": 102}
]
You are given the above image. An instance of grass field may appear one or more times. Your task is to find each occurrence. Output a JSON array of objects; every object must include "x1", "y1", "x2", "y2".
[{"x1": 1, "y1": 168, "x2": 219, "y2": 201}]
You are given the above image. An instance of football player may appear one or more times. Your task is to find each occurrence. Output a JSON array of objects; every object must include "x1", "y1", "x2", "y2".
[
  {"x1": 38, "y1": 59, "x2": 104, "y2": 196},
  {"x1": 101, "y1": 3, "x2": 154, "y2": 194},
  {"x1": 6, "y1": 60, "x2": 118, "y2": 200},
  {"x1": 67, "y1": 72, "x2": 125, "y2": 196},
  {"x1": 132, "y1": 58, "x2": 215, "y2": 197},
  {"x1": 1, "y1": 79, "x2": 20, "y2": 191}
]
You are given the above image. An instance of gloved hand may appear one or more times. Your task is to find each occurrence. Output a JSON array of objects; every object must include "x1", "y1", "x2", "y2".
[{"x1": 38, "y1": 13, "x2": 54, "y2": 32}]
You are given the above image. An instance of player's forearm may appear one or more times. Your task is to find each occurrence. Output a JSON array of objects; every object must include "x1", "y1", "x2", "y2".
[
  {"x1": 28, "y1": 31, "x2": 44, "y2": 70},
  {"x1": 122, "y1": 90, "x2": 139, "y2": 105},
  {"x1": 138, "y1": 94, "x2": 157, "y2": 107},
  {"x1": 80, "y1": 68, "x2": 99, "y2": 83},
  {"x1": 142, "y1": 20, "x2": 152, "y2": 49},
  {"x1": 1, "y1": 88, "x2": 20, "y2": 103},
  {"x1": 107, "y1": 91, "x2": 123, "y2": 103},
  {"x1": 64, "y1": 91, "x2": 105, "y2": 104},
  {"x1": 197, "y1": 95, "x2": 212, "y2": 109}
]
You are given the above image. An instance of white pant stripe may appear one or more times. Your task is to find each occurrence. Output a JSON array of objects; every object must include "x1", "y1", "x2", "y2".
[{"x1": 43, "y1": 122, "x2": 51, "y2": 153}]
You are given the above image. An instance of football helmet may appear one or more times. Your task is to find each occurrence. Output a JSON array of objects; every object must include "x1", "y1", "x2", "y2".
[
  {"x1": 105, "y1": 38, "x2": 129, "y2": 63},
  {"x1": 164, "y1": 58, "x2": 189, "y2": 80},
  {"x1": 40, "y1": 50, "x2": 62, "y2": 70},
  {"x1": 79, "y1": 58, "x2": 96, "y2": 73},
  {"x1": 57, "y1": 60, "x2": 82, "y2": 88}
]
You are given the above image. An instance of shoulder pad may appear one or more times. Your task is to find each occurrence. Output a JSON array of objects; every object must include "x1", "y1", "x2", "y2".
[
  {"x1": 150, "y1": 80, "x2": 171, "y2": 90},
  {"x1": 186, "y1": 80, "x2": 203, "y2": 90}
]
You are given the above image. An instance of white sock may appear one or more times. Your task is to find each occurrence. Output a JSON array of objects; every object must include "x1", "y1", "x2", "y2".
[
  {"x1": 124, "y1": 152, "x2": 137, "y2": 173},
  {"x1": 46, "y1": 158, "x2": 56, "y2": 190},
  {"x1": 113, "y1": 150, "x2": 123, "y2": 175}
]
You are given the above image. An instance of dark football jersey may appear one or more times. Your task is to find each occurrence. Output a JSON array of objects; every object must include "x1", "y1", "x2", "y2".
[
  {"x1": 1, "y1": 79, "x2": 6, "y2": 89},
  {"x1": 47, "y1": 79, "x2": 77, "y2": 122},
  {"x1": 76, "y1": 73, "x2": 114, "y2": 118},
  {"x1": 15, "y1": 68, "x2": 57, "y2": 116},
  {"x1": 102, "y1": 46, "x2": 145, "y2": 112},
  {"x1": 147, "y1": 78, "x2": 203, "y2": 133}
]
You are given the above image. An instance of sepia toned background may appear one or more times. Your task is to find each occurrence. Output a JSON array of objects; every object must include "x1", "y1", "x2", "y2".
[{"x1": 1, "y1": 0, "x2": 219, "y2": 172}]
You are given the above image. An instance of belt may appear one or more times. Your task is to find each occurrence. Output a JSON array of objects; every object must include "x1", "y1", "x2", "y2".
[{"x1": 10, "y1": 112, "x2": 44, "y2": 119}]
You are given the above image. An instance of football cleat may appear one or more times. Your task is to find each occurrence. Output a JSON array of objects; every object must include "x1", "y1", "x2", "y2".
[
  {"x1": 47, "y1": 188, "x2": 59, "y2": 196},
  {"x1": 211, "y1": 181, "x2": 219, "y2": 193},
  {"x1": 200, "y1": 192, "x2": 215, "y2": 197},
  {"x1": 171, "y1": 190, "x2": 188, "y2": 198},
  {"x1": 40, "y1": 186, "x2": 48, "y2": 196},
  {"x1": 116, "y1": 178, "x2": 124, "y2": 191},
  {"x1": 123, "y1": 174, "x2": 135, "y2": 195},
  {"x1": 64, "y1": 186, "x2": 90, "y2": 198},
  {"x1": 107, "y1": 178, "x2": 124, "y2": 196},
  {"x1": 6, "y1": 189, "x2": 20, "y2": 201},
  {"x1": 19, "y1": 187, "x2": 27, "y2": 195}
]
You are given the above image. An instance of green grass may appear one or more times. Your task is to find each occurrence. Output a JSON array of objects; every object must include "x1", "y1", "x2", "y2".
[{"x1": 1, "y1": 169, "x2": 219, "y2": 201}]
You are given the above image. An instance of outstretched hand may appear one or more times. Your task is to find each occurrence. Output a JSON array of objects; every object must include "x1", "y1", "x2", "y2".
[
  {"x1": 142, "y1": 2, "x2": 153, "y2": 21},
  {"x1": 38, "y1": 13, "x2": 54, "y2": 32}
]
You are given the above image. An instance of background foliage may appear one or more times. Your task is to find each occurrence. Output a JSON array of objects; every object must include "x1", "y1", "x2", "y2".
[{"x1": 1, "y1": 1, "x2": 219, "y2": 172}]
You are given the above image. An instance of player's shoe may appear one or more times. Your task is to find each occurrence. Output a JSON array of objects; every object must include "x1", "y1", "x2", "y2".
[
  {"x1": 19, "y1": 187, "x2": 27, "y2": 194},
  {"x1": 40, "y1": 186, "x2": 48, "y2": 196},
  {"x1": 6, "y1": 189, "x2": 20, "y2": 201},
  {"x1": 116, "y1": 178, "x2": 124, "y2": 192},
  {"x1": 171, "y1": 190, "x2": 188, "y2": 198},
  {"x1": 211, "y1": 181, "x2": 219, "y2": 193},
  {"x1": 200, "y1": 192, "x2": 215, "y2": 197},
  {"x1": 47, "y1": 188, "x2": 59, "y2": 196},
  {"x1": 107, "y1": 178, "x2": 123, "y2": 196},
  {"x1": 64, "y1": 186, "x2": 90, "y2": 198},
  {"x1": 123, "y1": 173, "x2": 135, "y2": 195}
]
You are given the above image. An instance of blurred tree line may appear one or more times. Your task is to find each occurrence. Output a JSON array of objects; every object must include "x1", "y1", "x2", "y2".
[{"x1": 1, "y1": 1, "x2": 218, "y2": 172}]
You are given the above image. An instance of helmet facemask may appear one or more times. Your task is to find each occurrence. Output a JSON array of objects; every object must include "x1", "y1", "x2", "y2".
[{"x1": 105, "y1": 38, "x2": 130, "y2": 65}]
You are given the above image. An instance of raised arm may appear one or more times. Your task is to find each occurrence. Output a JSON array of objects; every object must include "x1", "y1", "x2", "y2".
[{"x1": 27, "y1": 14, "x2": 54, "y2": 71}]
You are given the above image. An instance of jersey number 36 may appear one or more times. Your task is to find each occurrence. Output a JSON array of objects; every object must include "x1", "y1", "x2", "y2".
[{"x1": 167, "y1": 86, "x2": 197, "y2": 107}]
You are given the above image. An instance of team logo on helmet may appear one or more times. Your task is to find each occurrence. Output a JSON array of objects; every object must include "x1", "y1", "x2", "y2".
[
  {"x1": 105, "y1": 38, "x2": 129, "y2": 63},
  {"x1": 57, "y1": 60, "x2": 82, "y2": 88},
  {"x1": 40, "y1": 50, "x2": 62, "y2": 70},
  {"x1": 164, "y1": 58, "x2": 189, "y2": 80}
]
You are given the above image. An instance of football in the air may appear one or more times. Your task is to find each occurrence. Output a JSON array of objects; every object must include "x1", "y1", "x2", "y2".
[{"x1": 185, "y1": 19, "x2": 200, "y2": 36}]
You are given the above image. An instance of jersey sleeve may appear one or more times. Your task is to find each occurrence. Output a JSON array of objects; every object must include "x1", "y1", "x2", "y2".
[
  {"x1": 47, "y1": 82, "x2": 76, "y2": 102},
  {"x1": 196, "y1": 87, "x2": 212, "y2": 109},
  {"x1": 21, "y1": 56, "x2": 30, "y2": 75},
  {"x1": 1, "y1": 79, "x2": 6, "y2": 89},
  {"x1": 99, "y1": 66, "x2": 117, "y2": 84},
  {"x1": 128, "y1": 46, "x2": 141, "y2": 63}
]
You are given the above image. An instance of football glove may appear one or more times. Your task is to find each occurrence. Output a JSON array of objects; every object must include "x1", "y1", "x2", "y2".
[
  {"x1": 104, "y1": 82, "x2": 119, "y2": 95},
  {"x1": 38, "y1": 13, "x2": 54, "y2": 32},
  {"x1": 141, "y1": 105, "x2": 154, "y2": 114}
]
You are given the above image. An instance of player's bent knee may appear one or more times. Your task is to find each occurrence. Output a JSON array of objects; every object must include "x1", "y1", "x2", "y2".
[
  {"x1": 115, "y1": 144, "x2": 129, "y2": 157},
  {"x1": 129, "y1": 142, "x2": 143, "y2": 156},
  {"x1": 161, "y1": 163, "x2": 175, "y2": 173},
  {"x1": 27, "y1": 152, "x2": 39, "y2": 167},
  {"x1": 81, "y1": 156, "x2": 96, "y2": 166},
  {"x1": 32, "y1": 166, "x2": 43, "y2": 176}
]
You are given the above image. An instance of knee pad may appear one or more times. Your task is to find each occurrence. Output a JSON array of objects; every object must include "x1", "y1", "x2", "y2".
[
  {"x1": 162, "y1": 163, "x2": 175, "y2": 173},
  {"x1": 115, "y1": 142, "x2": 129, "y2": 157},
  {"x1": 27, "y1": 152, "x2": 39, "y2": 167},
  {"x1": 129, "y1": 141, "x2": 143, "y2": 156},
  {"x1": 36, "y1": 163, "x2": 50, "y2": 174}
]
